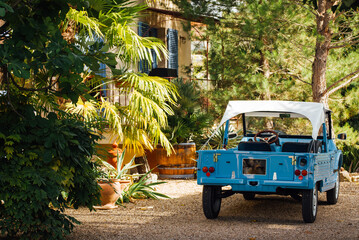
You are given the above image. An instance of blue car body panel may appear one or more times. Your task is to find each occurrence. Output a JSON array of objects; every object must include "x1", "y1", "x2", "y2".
[{"x1": 197, "y1": 139, "x2": 342, "y2": 193}]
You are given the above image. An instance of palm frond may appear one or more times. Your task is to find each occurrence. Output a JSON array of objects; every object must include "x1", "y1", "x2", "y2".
[
  {"x1": 66, "y1": 8, "x2": 105, "y2": 39},
  {"x1": 65, "y1": 97, "x2": 99, "y2": 122},
  {"x1": 63, "y1": 2, "x2": 176, "y2": 155},
  {"x1": 104, "y1": 20, "x2": 167, "y2": 65},
  {"x1": 99, "y1": 97, "x2": 123, "y2": 140}
]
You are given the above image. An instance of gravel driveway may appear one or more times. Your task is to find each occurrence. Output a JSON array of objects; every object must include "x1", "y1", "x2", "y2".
[{"x1": 67, "y1": 180, "x2": 359, "y2": 240}]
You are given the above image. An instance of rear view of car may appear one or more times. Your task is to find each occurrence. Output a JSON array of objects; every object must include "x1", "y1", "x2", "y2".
[{"x1": 197, "y1": 100, "x2": 345, "y2": 223}]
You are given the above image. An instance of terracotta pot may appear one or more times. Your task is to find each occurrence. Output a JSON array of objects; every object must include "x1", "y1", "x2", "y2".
[
  {"x1": 107, "y1": 143, "x2": 123, "y2": 169},
  {"x1": 94, "y1": 179, "x2": 130, "y2": 210}
]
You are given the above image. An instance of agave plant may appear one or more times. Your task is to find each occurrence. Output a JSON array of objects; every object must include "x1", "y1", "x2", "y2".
[
  {"x1": 120, "y1": 170, "x2": 170, "y2": 203},
  {"x1": 98, "y1": 149, "x2": 141, "y2": 180}
]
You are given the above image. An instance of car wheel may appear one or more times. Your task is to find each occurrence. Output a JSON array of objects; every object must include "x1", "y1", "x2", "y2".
[
  {"x1": 243, "y1": 193, "x2": 256, "y2": 200},
  {"x1": 202, "y1": 185, "x2": 222, "y2": 219},
  {"x1": 302, "y1": 183, "x2": 318, "y2": 223},
  {"x1": 327, "y1": 171, "x2": 340, "y2": 204}
]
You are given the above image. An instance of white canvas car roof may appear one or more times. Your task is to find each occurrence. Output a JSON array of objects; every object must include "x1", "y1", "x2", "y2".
[{"x1": 219, "y1": 100, "x2": 329, "y2": 140}]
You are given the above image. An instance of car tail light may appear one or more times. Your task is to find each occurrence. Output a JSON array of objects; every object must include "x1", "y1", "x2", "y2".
[
  {"x1": 209, "y1": 167, "x2": 215, "y2": 173},
  {"x1": 206, "y1": 172, "x2": 211, "y2": 177},
  {"x1": 295, "y1": 170, "x2": 301, "y2": 176},
  {"x1": 202, "y1": 167, "x2": 208, "y2": 173},
  {"x1": 302, "y1": 170, "x2": 308, "y2": 176}
]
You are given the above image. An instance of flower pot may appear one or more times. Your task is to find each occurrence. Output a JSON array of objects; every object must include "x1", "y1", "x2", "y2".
[
  {"x1": 146, "y1": 143, "x2": 196, "y2": 179},
  {"x1": 94, "y1": 179, "x2": 131, "y2": 210}
]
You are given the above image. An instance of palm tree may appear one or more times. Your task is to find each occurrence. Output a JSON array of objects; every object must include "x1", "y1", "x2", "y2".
[{"x1": 63, "y1": 0, "x2": 177, "y2": 154}]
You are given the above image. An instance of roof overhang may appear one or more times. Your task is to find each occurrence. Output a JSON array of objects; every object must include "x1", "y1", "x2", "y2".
[
  {"x1": 145, "y1": 7, "x2": 220, "y2": 23},
  {"x1": 219, "y1": 100, "x2": 329, "y2": 139}
]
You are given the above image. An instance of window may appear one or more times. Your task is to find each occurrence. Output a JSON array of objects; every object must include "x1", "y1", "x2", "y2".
[{"x1": 138, "y1": 22, "x2": 158, "y2": 74}]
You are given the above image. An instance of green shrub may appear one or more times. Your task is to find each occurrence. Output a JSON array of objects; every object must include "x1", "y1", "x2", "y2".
[
  {"x1": 163, "y1": 78, "x2": 212, "y2": 145},
  {"x1": 335, "y1": 124, "x2": 359, "y2": 172},
  {"x1": 0, "y1": 99, "x2": 101, "y2": 239},
  {"x1": 337, "y1": 142, "x2": 359, "y2": 172}
]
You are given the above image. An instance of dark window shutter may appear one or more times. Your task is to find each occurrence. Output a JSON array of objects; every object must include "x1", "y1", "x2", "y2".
[
  {"x1": 167, "y1": 28, "x2": 178, "y2": 71},
  {"x1": 138, "y1": 22, "x2": 152, "y2": 74},
  {"x1": 150, "y1": 28, "x2": 158, "y2": 69},
  {"x1": 99, "y1": 63, "x2": 107, "y2": 97},
  {"x1": 98, "y1": 38, "x2": 107, "y2": 97}
]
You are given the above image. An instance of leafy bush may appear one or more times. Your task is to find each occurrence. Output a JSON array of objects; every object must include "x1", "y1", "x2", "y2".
[
  {"x1": 163, "y1": 78, "x2": 212, "y2": 144},
  {"x1": 335, "y1": 123, "x2": 359, "y2": 172},
  {"x1": 0, "y1": 97, "x2": 101, "y2": 239},
  {"x1": 337, "y1": 143, "x2": 359, "y2": 172}
]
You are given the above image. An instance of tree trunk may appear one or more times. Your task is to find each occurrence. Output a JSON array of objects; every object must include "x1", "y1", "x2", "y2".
[
  {"x1": 311, "y1": 0, "x2": 334, "y2": 108},
  {"x1": 260, "y1": 50, "x2": 271, "y2": 101},
  {"x1": 260, "y1": 50, "x2": 273, "y2": 129}
]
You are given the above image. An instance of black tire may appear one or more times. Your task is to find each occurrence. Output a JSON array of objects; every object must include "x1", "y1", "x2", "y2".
[
  {"x1": 290, "y1": 194, "x2": 302, "y2": 201},
  {"x1": 243, "y1": 192, "x2": 256, "y2": 200},
  {"x1": 327, "y1": 172, "x2": 340, "y2": 204},
  {"x1": 202, "y1": 185, "x2": 222, "y2": 219},
  {"x1": 302, "y1": 183, "x2": 318, "y2": 223},
  {"x1": 308, "y1": 140, "x2": 322, "y2": 153}
]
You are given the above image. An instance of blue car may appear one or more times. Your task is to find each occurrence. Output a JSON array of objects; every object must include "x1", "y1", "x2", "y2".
[{"x1": 197, "y1": 100, "x2": 346, "y2": 223}]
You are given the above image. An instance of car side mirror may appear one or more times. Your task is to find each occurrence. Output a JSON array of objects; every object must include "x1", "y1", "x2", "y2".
[
  {"x1": 228, "y1": 133, "x2": 237, "y2": 139},
  {"x1": 337, "y1": 133, "x2": 346, "y2": 140}
]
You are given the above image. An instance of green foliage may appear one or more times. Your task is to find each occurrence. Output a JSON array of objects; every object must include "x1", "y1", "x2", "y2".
[
  {"x1": 163, "y1": 78, "x2": 212, "y2": 144},
  {"x1": 0, "y1": 0, "x2": 94, "y2": 103},
  {"x1": 183, "y1": 1, "x2": 315, "y2": 119},
  {"x1": 66, "y1": 73, "x2": 178, "y2": 154},
  {"x1": 334, "y1": 123, "x2": 359, "y2": 172},
  {"x1": 120, "y1": 171, "x2": 170, "y2": 203},
  {"x1": 0, "y1": 0, "x2": 176, "y2": 238},
  {"x1": 337, "y1": 143, "x2": 359, "y2": 172},
  {"x1": 63, "y1": 0, "x2": 178, "y2": 154},
  {"x1": 0, "y1": 95, "x2": 101, "y2": 240},
  {"x1": 176, "y1": 0, "x2": 359, "y2": 152},
  {"x1": 1, "y1": 0, "x2": 176, "y2": 154}
]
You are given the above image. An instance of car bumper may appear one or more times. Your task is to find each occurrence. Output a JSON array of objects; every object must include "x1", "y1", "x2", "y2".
[{"x1": 197, "y1": 178, "x2": 309, "y2": 192}]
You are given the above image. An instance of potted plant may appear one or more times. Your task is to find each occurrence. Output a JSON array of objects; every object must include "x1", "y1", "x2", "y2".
[
  {"x1": 95, "y1": 149, "x2": 140, "y2": 210},
  {"x1": 146, "y1": 78, "x2": 212, "y2": 179}
]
